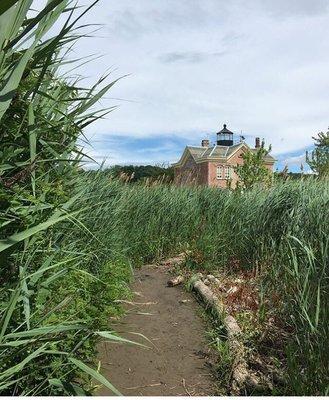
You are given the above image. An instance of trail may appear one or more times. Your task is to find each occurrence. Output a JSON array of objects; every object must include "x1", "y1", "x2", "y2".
[{"x1": 97, "y1": 261, "x2": 217, "y2": 396}]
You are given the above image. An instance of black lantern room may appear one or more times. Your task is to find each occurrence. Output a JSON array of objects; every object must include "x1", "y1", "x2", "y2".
[{"x1": 216, "y1": 124, "x2": 234, "y2": 146}]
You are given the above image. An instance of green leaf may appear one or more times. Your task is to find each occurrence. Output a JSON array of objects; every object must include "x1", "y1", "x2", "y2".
[
  {"x1": 0, "y1": 344, "x2": 47, "y2": 380},
  {"x1": 71, "y1": 77, "x2": 123, "y2": 117},
  {"x1": 0, "y1": 338, "x2": 39, "y2": 347},
  {"x1": 96, "y1": 331, "x2": 148, "y2": 348},
  {"x1": 28, "y1": 103, "x2": 36, "y2": 195},
  {"x1": 69, "y1": 357, "x2": 121, "y2": 396},
  {"x1": 19, "y1": 264, "x2": 31, "y2": 331},
  {"x1": 0, "y1": 191, "x2": 83, "y2": 253},
  {"x1": 0, "y1": 288, "x2": 20, "y2": 342},
  {"x1": 0, "y1": 0, "x2": 20, "y2": 17},
  {"x1": 315, "y1": 284, "x2": 321, "y2": 328},
  {"x1": 0, "y1": 209, "x2": 80, "y2": 253},
  {"x1": 4, "y1": 323, "x2": 85, "y2": 339},
  {"x1": 0, "y1": 38, "x2": 38, "y2": 120},
  {"x1": 5, "y1": 0, "x2": 68, "y2": 50},
  {"x1": 49, "y1": 379, "x2": 88, "y2": 396},
  {"x1": 0, "y1": 377, "x2": 24, "y2": 391}
]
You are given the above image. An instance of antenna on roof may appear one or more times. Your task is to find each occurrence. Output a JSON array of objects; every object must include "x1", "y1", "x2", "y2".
[{"x1": 205, "y1": 131, "x2": 214, "y2": 147}]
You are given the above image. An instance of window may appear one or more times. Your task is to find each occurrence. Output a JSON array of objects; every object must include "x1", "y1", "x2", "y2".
[
  {"x1": 219, "y1": 133, "x2": 232, "y2": 141},
  {"x1": 225, "y1": 166, "x2": 231, "y2": 179},
  {"x1": 217, "y1": 165, "x2": 232, "y2": 180},
  {"x1": 216, "y1": 165, "x2": 223, "y2": 179}
]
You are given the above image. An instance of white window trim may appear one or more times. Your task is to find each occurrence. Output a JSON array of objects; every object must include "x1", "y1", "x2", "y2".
[
  {"x1": 224, "y1": 165, "x2": 232, "y2": 180},
  {"x1": 216, "y1": 165, "x2": 223, "y2": 179},
  {"x1": 216, "y1": 164, "x2": 232, "y2": 180}
]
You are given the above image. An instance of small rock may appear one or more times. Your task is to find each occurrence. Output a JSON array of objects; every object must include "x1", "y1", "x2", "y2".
[
  {"x1": 179, "y1": 299, "x2": 191, "y2": 304},
  {"x1": 167, "y1": 275, "x2": 184, "y2": 287},
  {"x1": 206, "y1": 274, "x2": 216, "y2": 281},
  {"x1": 203, "y1": 279, "x2": 210, "y2": 285}
]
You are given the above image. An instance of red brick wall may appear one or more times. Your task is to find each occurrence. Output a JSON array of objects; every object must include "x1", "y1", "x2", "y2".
[
  {"x1": 174, "y1": 154, "x2": 201, "y2": 185},
  {"x1": 208, "y1": 148, "x2": 274, "y2": 189},
  {"x1": 174, "y1": 153, "x2": 210, "y2": 186},
  {"x1": 175, "y1": 148, "x2": 274, "y2": 188},
  {"x1": 198, "y1": 162, "x2": 208, "y2": 185},
  {"x1": 207, "y1": 148, "x2": 245, "y2": 188}
]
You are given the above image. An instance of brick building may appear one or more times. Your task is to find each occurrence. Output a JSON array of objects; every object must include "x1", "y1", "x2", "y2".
[{"x1": 173, "y1": 124, "x2": 275, "y2": 188}]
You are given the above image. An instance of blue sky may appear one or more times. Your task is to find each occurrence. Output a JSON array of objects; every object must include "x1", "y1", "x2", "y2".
[
  {"x1": 83, "y1": 132, "x2": 313, "y2": 172},
  {"x1": 41, "y1": 0, "x2": 329, "y2": 172}
]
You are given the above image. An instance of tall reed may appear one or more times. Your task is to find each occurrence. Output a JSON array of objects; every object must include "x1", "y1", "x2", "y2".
[
  {"x1": 80, "y1": 173, "x2": 329, "y2": 395},
  {"x1": 0, "y1": 1, "x2": 127, "y2": 395}
]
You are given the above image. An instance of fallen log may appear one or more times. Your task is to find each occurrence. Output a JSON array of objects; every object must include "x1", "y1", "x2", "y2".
[
  {"x1": 191, "y1": 277, "x2": 251, "y2": 394},
  {"x1": 224, "y1": 315, "x2": 249, "y2": 395},
  {"x1": 192, "y1": 279, "x2": 225, "y2": 315}
]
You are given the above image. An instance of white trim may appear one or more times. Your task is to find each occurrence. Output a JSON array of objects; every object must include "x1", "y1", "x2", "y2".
[
  {"x1": 216, "y1": 165, "x2": 224, "y2": 179},
  {"x1": 172, "y1": 146, "x2": 195, "y2": 167},
  {"x1": 216, "y1": 164, "x2": 233, "y2": 180},
  {"x1": 209, "y1": 145, "x2": 217, "y2": 157},
  {"x1": 226, "y1": 143, "x2": 249, "y2": 160},
  {"x1": 201, "y1": 147, "x2": 209, "y2": 157},
  {"x1": 224, "y1": 165, "x2": 232, "y2": 179}
]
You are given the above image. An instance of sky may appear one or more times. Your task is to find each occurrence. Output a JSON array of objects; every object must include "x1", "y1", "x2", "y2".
[{"x1": 43, "y1": 0, "x2": 329, "y2": 171}]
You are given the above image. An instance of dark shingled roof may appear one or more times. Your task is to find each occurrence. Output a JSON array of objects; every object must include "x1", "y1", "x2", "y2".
[
  {"x1": 172, "y1": 142, "x2": 276, "y2": 166},
  {"x1": 216, "y1": 124, "x2": 234, "y2": 135}
]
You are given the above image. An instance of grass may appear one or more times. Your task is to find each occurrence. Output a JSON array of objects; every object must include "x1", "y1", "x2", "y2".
[
  {"x1": 203, "y1": 307, "x2": 232, "y2": 395},
  {"x1": 0, "y1": 1, "x2": 130, "y2": 395},
  {"x1": 79, "y1": 173, "x2": 329, "y2": 395}
]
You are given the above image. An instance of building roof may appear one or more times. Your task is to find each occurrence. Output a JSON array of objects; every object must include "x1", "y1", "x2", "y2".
[
  {"x1": 216, "y1": 124, "x2": 233, "y2": 135},
  {"x1": 172, "y1": 142, "x2": 276, "y2": 167}
]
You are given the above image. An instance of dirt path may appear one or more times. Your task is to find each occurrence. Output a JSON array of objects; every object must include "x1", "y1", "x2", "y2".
[{"x1": 97, "y1": 262, "x2": 217, "y2": 396}]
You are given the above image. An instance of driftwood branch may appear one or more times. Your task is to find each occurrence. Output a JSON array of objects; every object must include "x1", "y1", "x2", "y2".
[
  {"x1": 191, "y1": 277, "x2": 250, "y2": 394},
  {"x1": 224, "y1": 315, "x2": 249, "y2": 394},
  {"x1": 192, "y1": 279, "x2": 225, "y2": 315}
]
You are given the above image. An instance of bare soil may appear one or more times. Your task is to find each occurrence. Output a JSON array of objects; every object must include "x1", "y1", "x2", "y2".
[{"x1": 97, "y1": 263, "x2": 217, "y2": 396}]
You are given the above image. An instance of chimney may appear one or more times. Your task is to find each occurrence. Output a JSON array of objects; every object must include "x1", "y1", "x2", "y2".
[
  {"x1": 201, "y1": 139, "x2": 210, "y2": 147},
  {"x1": 255, "y1": 137, "x2": 260, "y2": 148}
]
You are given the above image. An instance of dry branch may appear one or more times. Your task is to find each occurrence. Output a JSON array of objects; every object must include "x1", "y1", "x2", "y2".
[
  {"x1": 191, "y1": 277, "x2": 252, "y2": 394},
  {"x1": 124, "y1": 383, "x2": 162, "y2": 390},
  {"x1": 224, "y1": 315, "x2": 249, "y2": 394},
  {"x1": 192, "y1": 279, "x2": 225, "y2": 315},
  {"x1": 114, "y1": 300, "x2": 157, "y2": 306}
]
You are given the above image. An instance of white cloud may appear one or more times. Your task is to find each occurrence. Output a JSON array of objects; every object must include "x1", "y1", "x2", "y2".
[
  {"x1": 81, "y1": 146, "x2": 178, "y2": 169},
  {"x1": 35, "y1": 1, "x2": 329, "y2": 163},
  {"x1": 280, "y1": 153, "x2": 306, "y2": 168}
]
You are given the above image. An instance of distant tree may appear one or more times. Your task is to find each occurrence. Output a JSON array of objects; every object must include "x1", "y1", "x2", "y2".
[
  {"x1": 274, "y1": 170, "x2": 315, "y2": 182},
  {"x1": 306, "y1": 130, "x2": 329, "y2": 177},
  {"x1": 234, "y1": 141, "x2": 273, "y2": 189},
  {"x1": 106, "y1": 164, "x2": 174, "y2": 183}
]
